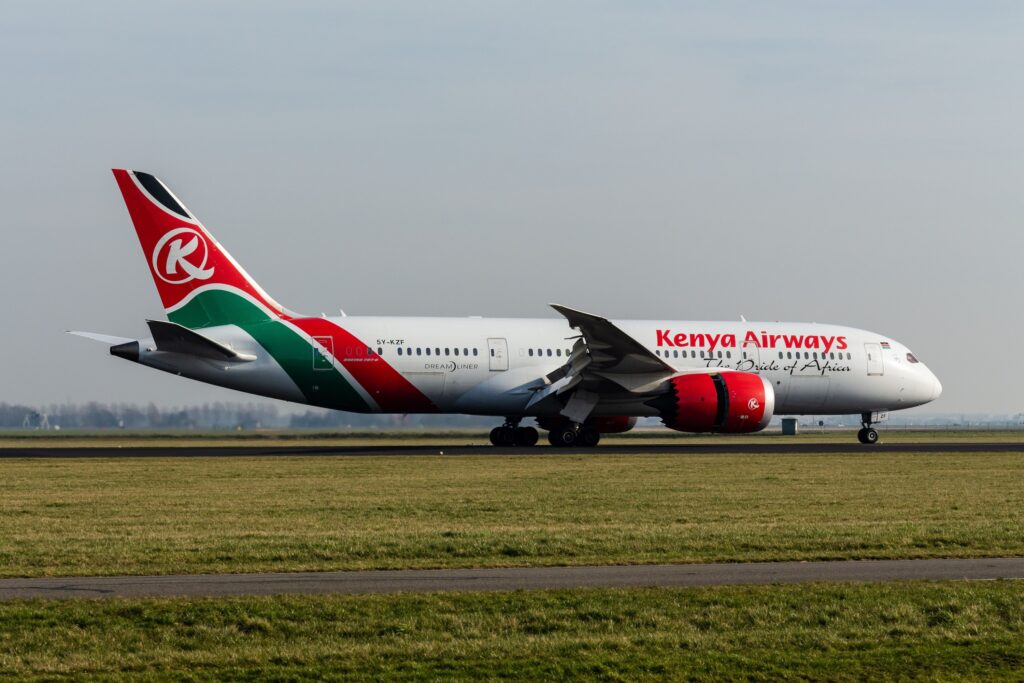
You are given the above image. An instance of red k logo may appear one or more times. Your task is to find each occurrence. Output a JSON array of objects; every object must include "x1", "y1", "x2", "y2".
[{"x1": 152, "y1": 227, "x2": 214, "y2": 284}]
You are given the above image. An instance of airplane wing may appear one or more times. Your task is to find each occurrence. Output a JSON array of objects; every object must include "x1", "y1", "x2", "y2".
[
  {"x1": 527, "y1": 304, "x2": 681, "y2": 422},
  {"x1": 550, "y1": 304, "x2": 672, "y2": 376}
]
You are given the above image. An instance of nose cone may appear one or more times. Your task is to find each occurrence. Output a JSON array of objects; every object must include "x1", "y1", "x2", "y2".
[
  {"x1": 928, "y1": 370, "x2": 943, "y2": 401},
  {"x1": 900, "y1": 360, "x2": 942, "y2": 408}
]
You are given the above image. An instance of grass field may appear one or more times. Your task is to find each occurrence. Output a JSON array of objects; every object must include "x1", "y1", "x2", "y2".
[
  {"x1": 2, "y1": 449, "x2": 1023, "y2": 577},
  {"x1": 1, "y1": 581, "x2": 1022, "y2": 680},
  {"x1": 3, "y1": 435, "x2": 1023, "y2": 681}
]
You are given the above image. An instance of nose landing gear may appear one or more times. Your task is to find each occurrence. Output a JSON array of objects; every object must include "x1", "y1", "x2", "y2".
[
  {"x1": 857, "y1": 412, "x2": 880, "y2": 444},
  {"x1": 489, "y1": 418, "x2": 539, "y2": 447}
]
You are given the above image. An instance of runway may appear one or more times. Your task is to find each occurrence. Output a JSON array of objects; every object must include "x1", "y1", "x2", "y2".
[
  {"x1": 1, "y1": 558, "x2": 1021, "y2": 600},
  {"x1": 1, "y1": 441, "x2": 1023, "y2": 458}
]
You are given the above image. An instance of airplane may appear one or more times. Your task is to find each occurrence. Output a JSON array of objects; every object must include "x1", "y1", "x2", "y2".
[{"x1": 71, "y1": 170, "x2": 942, "y2": 446}]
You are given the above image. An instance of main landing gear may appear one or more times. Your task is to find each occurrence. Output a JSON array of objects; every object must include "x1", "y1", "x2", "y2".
[
  {"x1": 489, "y1": 418, "x2": 602, "y2": 447},
  {"x1": 489, "y1": 418, "x2": 539, "y2": 447},
  {"x1": 547, "y1": 423, "x2": 600, "y2": 448},
  {"x1": 857, "y1": 412, "x2": 880, "y2": 445}
]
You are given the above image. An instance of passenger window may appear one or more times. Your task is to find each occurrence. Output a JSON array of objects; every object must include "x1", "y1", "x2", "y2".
[
  {"x1": 700, "y1": 351, "x2": 705, "y2": 358},
  {"x1": 435, "y1": 348, "x2": 440, "y2": 356},
  {"x1": 426, "y1": 348, "x2": 431, "y2": 356},
  {"x1": 547, "y1": 349, "x2": 552, "y2": 357},
  {"x1": 556, "y1": 349, "x2": 562, "y2": 357},
  {"x1": 787, "y1": 352, "x2": 792, "y2": 359},
  {"x1": 417, "y1": 348, "x2": 422, "y2": 356},
  {"x1": 778, "y1": 352, "x2": 783, "y2": 359},
  {"x1": 445, "y1": 348, "x2": 450, "y2": 356},
  {"x1": 397, "y1": 348, "x2": 403, "y2": 356},
  {"x1": 464, "y1": 348, "x2": 469, "y2": 356},
  {"x1": 377, "y1": 347, "x2": 383, "y2": 355},
  {"x1": 847, "y1": 352, "x2": 852, "y2": 360},
  {"x1": 718, "y1": 351, "x2": 722, "y2": 359},
  {"x1": 454, "y1": 348, "x2": 459, "y2": 356},
  {"x1": 726, "y1": 351, "x2": 731, "y2": 359},
  {"x1": 673, "y1": 350, "x2": 678, "y2": 358},
  {"x1": 529, "y1": 349, "x2": 534, "y2": 357}
]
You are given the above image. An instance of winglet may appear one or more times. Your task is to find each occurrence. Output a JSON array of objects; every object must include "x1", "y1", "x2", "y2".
[{"x1": 550, "y1": 303, "x2": 607, "y2": 328}]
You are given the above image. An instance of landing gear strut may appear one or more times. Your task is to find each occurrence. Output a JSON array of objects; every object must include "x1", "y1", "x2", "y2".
[
  {"x1": 489, "y1": 418, "x2": 538, "y2": 447},
  {"x1": 857, "y1": 412, "x2": 880, "y2": 445}
]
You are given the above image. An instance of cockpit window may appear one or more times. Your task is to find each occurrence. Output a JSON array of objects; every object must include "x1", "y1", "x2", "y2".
[{"x1": 906, "y1": 352, "x2": 920, "y2": 364}]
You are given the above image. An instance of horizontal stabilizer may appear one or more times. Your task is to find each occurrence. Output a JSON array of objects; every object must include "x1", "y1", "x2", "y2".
[
  {"x1": 66, "y1": 330, "x2": 134, "y2": 345},
  {"x1": 146, "y1": 320, "x2": 256, "y2": 362}
]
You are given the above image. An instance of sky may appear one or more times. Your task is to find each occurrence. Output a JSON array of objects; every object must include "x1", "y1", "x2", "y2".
[{"x1": 1, "y1": 1, "x2": 1021, "y2": 414}]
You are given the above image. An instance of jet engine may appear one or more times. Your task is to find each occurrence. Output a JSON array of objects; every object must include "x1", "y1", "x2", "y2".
[{"x1": 653, "y1": 372, "x2": 774, "y2": 433}]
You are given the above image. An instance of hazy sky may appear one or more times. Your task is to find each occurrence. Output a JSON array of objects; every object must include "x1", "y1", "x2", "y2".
[{"x1": 2, "y1": 2, "x2": 1021, "y2": 414}]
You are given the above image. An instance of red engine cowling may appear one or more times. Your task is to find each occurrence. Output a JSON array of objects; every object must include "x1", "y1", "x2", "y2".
[
  {"x1": 537, "y1": 415, "x2": 638, "y2": 434},
  {"x1": 657, "y1": 372, "x2": 774, "y2": 433}
]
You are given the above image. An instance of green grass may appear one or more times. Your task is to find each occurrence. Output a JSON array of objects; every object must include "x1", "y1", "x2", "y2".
[
  {"x1": 0, "y1": 582, "x2": 1022, "y2": 680},
  {"x1": 2, "y1": 452, "x2": 1024, "y2": 577}
]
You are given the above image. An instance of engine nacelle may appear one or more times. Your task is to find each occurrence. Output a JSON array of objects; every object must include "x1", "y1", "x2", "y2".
[
  {"x1": 537, "y1": 415, "x2": 638, "y2": 434},
  {"x1": 656, "y1": 372, "x2": 774, "y2": 434}
]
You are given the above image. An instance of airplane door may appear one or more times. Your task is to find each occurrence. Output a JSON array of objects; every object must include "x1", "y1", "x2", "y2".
[
  {"x1": 864, "y1": 343, "x2": 884, "y2": 376},
  {"x1": 487, "y1": 338, "x2": 508, "y2": 371},
  {"x1": 741, "y1": 342, "x2": 760, "y2": 371}
]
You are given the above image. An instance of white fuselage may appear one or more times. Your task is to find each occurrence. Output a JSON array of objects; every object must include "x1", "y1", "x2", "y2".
[{"x1": 137, "y1": 315, "x2": 942, "y2": 418}]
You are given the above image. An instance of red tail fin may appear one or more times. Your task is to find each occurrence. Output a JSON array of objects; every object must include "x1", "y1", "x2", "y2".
[{"x1": 113, "y1": 169, "x2": 289, "y2": 327}]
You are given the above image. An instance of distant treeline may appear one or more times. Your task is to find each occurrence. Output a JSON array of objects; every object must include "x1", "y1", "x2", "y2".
[
  {"x1": 0, "y1": 402, "x2": 492, "y2": 430},
  {"x1": 1, "y1": 402, "x2": 1018, "y2": 430}
]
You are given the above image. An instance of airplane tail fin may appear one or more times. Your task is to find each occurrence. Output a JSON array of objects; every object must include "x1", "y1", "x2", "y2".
[{"x1": 112, "y1": 169, "x2": 293, "y2": 329}]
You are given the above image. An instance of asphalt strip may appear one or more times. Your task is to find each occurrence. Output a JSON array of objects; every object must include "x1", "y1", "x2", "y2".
[{"x1": 2, "y1": 558, "x2": 1022, "y2": 600}]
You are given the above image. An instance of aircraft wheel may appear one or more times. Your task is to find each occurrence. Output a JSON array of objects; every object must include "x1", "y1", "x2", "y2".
[
  {"x1": 548, "y1": 425, "x2": 577, "y2": 447},
  {"x1": 577, "y1": 426, "x2": 600, "y2": 447},
  {"x1": 514, "y1": 427, "x2": 539, "y2": 447},
  {"x1": 490, "y1": 427, "x2": 515, "y2": 446},
  {"x1": 857, "y1": 427, "x2": 880, "y2": 445}
]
